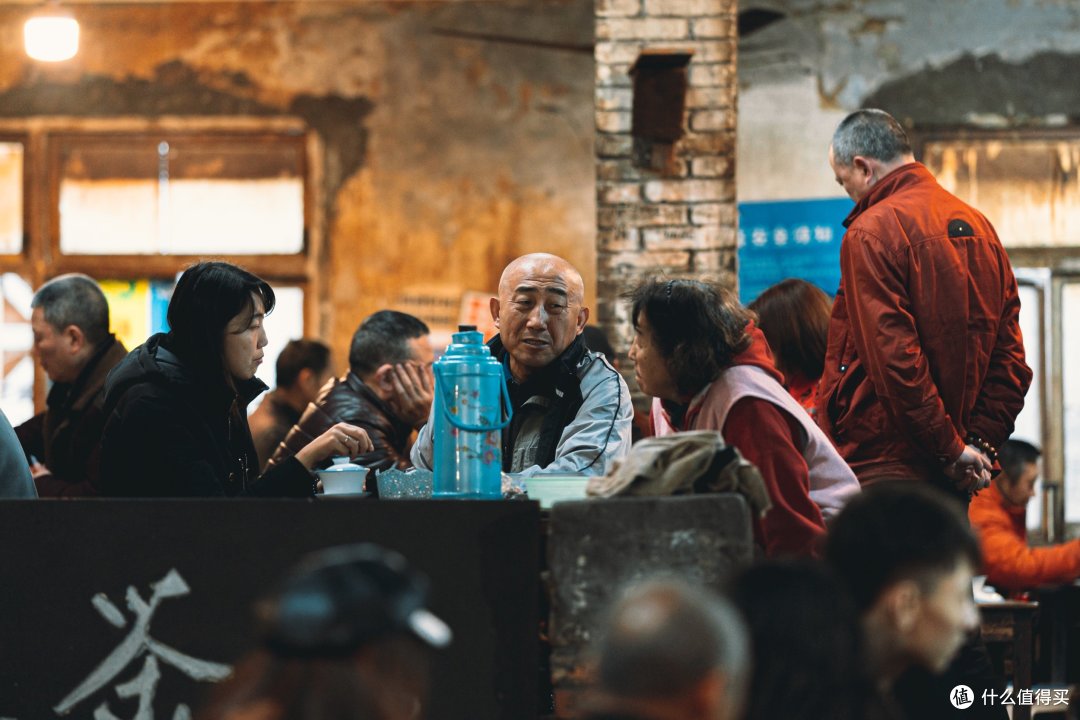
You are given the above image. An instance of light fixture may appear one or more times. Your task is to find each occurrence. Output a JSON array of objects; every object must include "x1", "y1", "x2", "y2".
[{"x1": 24, "y1": 9, "x2": 80, "y2": 63}]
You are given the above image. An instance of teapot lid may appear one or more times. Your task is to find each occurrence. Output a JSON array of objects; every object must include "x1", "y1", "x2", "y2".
[{"x1": 321, "y1": 456, "x2": 364, "y2": 472}]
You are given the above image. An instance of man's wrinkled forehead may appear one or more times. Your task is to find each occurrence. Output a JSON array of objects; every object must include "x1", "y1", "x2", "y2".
[{"x1": 501, "y1": 261, "x2": 583, "y2": 302}]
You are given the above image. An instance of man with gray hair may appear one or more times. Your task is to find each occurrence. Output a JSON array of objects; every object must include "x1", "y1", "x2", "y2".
[
  {"x1": 16, "y1": 273, "x2": 127, "y2": 496},
  {"x1": 581, "y1": 579, "x2": 749, "y2": 720},
  {"x1": 819, "y1": 109, "x2": 1031, "y2": 502}
]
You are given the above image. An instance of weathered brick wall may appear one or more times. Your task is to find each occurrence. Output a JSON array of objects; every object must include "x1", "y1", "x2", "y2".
[{"x1": 594, "y1": 0, "x2": 737, "y2": 384}]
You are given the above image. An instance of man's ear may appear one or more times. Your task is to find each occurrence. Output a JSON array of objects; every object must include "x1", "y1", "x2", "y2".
[
  {"x1": 296, "y1": 367, "x2": 316, "y2": 394},
  {"x1": 489, "y1": 297, "x2": 501, "y2": 329},
  {"x1": 852, "y1": 155, "x2": 874, "y2": 181},
  {"x1": 63, "y1": 325, "x2": 86, "y2": 355},
  {"x1": 372, "y1": 363, "x2": 395, "y2": 391},
  {"x1": 576, "y1": 306, "x2": 590, "y2": 335},
  {"x1": 882, "y1": 579, "x2": 922, "y2": 635}
]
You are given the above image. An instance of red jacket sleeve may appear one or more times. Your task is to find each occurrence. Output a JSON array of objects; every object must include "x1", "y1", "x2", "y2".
[
  {"x1": 723, "y1": 397, "x2": 825, "y2": 558},
  {"x1": 842, "y1": 230, "x2": 966, "y2": 463},
  {"x1": 969, "y1": 490, "x2": 1080, "y2": 592}
]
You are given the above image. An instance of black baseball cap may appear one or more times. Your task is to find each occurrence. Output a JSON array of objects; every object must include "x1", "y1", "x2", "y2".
[{"x1": 257, "y1": 543, "x2": 452, "y2": 657}]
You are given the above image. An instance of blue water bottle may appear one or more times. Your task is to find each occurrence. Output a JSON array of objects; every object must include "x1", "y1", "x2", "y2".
[{"x1": 432, "y1": 325, "x2": 512, "y2": 499}]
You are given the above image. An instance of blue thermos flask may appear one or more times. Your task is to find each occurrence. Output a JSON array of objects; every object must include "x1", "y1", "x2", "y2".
[{"x1": 432, "y1": 326, "x2": 513, "y2": 498}]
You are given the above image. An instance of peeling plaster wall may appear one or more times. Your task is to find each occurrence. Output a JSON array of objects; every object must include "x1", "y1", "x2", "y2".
[
  {"x1": 0, "y1": 0, "x2": 595, "y2": 357},
  {"x1": 737, "y1": 0, "x2": 1080, "y2": 202}
]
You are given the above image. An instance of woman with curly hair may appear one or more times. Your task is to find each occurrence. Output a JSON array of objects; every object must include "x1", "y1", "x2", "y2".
[{"x1": 628, "y1": 278, "x2": 858, "y2": 557}]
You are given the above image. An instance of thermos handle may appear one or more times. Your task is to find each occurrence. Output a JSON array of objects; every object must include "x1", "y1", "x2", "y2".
[{"x1": 433, "y1": 363, "x2": 514, "y2": 432}]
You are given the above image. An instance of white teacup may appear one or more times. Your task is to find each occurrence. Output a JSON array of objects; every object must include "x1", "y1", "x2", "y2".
[{"x1": 316, "y1": 457, "x2": 368, "y2": 495}]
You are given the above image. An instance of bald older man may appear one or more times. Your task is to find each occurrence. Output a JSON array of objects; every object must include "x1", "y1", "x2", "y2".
[
  {"x1": 582, "y1": 580, "x2": 749, "y2": 720},
  {"x1": 413, "y1": 253, "x2": 632, "y2": 476}
]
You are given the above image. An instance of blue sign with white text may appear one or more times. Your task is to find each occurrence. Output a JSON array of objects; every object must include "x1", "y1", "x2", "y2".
[{"x1": 737, "y1": 197, "x2": 852, "y2": 304}]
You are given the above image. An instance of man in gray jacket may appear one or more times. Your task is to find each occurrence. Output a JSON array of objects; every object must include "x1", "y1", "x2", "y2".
[{"x1": 413, "y1": 253, "x2": 632, "y2": 477}]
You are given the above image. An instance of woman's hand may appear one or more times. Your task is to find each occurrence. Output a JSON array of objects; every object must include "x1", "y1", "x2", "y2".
[{"x1": 294, "y1": 422, "x2": 374, "y2": 470}]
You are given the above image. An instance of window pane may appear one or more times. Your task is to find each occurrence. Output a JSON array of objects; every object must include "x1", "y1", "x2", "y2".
[
  {"x1": 0, "y1": 273, "x2": 34, "y2": 426},
  {"x1": 257, "y1": 286, "x2": 305, "y2": 391},
  {"x1": 1064, "y1": 283, "x2": 1080, "y2": 524},
  {"x1": 1013, "y1": 283, "x2": 1043, "y2": 530},
  {"x1": 99, "y1": 279, "x2": 173, "y2": 352},
  {"x1": 58, "y1": 137, "x2": 304, "y2": 255},
  {"x1": 923, "y1": 138, "x2": 1080, "y2": 248},
  {"x1": 0, "y1": 143, "x2": 23, "y2": 254}
]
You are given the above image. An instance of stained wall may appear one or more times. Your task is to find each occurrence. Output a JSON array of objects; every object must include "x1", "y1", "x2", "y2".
[{"x1": 0, "y1": 0, "x2": 596, "y2": 358}]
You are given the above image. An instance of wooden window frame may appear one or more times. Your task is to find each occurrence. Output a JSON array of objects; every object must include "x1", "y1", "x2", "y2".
[
  {"x1": 0, "y1": 133, "x2": 31, "y2": 276},
  {"x1": 0, "y1": 117, "x2": 325, "y2": 415}
]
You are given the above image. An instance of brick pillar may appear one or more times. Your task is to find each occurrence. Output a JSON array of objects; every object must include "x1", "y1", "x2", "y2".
[{"x1": 594, "y1": 0, "x2": 737, "y2": 384}]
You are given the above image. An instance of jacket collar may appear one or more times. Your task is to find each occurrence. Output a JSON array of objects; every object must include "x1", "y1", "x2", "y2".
[
  {"x1": 151, "y1": 335, "x2": 267, "y2": 410},
  {"x1": 342, "y1": 371, "x2": 407, "y2": 422},
  {"x1": 986, "y1": 479, "x2": 1027, "y2": 520},
  {"x1": 843, "y1": 162, "x2": 933, "y2": 228},
  {"x1": 488, "y1": 333, "x2": 588, "y2": 391},
  {"x1": 47, "y1": 335, "x2": 125, "y2": 413}
]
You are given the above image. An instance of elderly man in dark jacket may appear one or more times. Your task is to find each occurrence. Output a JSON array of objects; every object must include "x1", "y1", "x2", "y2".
[
  {"x1": 16, "y1": 274, "x2": 126, "y2": 496},
  {"x1": 268, "y1": 311, "x2": 433, "y2": 480}
]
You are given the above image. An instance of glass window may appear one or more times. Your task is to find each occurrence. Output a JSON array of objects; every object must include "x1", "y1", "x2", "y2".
[
  {"x1": 0, "y1": 142, "x2": 23, "y2": 254},
  {"x1": 257, "y1": 286, "x2": 305, "y2": 392},
  {"x1": 0, "y1": 273, "x2": 34, "y2": 425},
  {"x1": 1064, "y1": 283, "x2": 1080, "y2": 524},
  {"x1": 1013, "y1": 281, "x2": 1044, "y2": 530},
  {"x1": 99, "y1": 279, "x2": 173, "y2": 352},
  {"x1": 57, "y1": 135, "x2": 305, "y2": 255}
]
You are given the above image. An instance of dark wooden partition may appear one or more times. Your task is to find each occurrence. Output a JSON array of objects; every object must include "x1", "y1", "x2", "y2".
[{"x1": 0, "y1": 499, "x2": 540, "y2": 720}]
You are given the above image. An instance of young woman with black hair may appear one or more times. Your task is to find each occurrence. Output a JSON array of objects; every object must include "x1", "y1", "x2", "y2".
[{"x1": 101, "y1": 261, "x2": 371, "y2": 497}]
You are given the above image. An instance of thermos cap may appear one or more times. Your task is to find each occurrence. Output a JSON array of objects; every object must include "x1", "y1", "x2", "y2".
[{"x1": 450, "y1": 327, "x2": 485, "y2": 347}]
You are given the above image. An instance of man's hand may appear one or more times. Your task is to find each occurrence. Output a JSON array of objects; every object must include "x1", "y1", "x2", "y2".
[
  {"x1": 387, "y1": 362, "x2": 434, "y2": 428},
  {"x1": 944, "y1": 444, "x2": 993, "y2": 495}
]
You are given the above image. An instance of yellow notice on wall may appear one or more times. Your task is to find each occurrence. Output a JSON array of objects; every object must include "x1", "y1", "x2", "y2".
[{"x1": 100, "y1": 279, "x2": 149, "y2": 352}]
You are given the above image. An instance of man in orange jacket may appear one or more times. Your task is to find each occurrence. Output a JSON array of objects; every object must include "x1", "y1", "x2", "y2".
[{"x1": 969, "y1": 440, "x2": 1080, "y2": 597}]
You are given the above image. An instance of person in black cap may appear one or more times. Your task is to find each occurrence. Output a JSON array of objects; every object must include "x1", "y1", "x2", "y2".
[{"x1": 198, "y1": 543, "x2": 451, "y2": 720}]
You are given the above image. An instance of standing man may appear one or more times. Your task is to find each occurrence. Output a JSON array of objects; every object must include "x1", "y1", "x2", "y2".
[
  {"x1": 969, "y1": 439, "x2": 1080, "y2": 596},
  {"x1": 821, "y1": 108, "x2": 1030, "y2": 719},
  {"x1": 16, "y1": 274, "x2": 126, "y2": 496},
  {"x1": 819, "y1": 109, "x2": 1031, "y2": 500},
  {"x1": 248, "y1": 338, "x2": 333, "y2": 471},
  {"x1": 412, "y1": 253, "x2": 632, "y2": 477}
]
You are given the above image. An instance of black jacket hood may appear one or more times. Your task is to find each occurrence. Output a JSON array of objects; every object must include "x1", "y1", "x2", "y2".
[{"x1": 105, "y1": 333, "x2": 268, "y2": 415}]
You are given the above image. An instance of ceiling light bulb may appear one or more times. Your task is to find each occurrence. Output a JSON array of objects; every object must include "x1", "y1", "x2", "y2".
[{"x1": 24, "y1": 15, "x2": 80, "y2": 63}]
